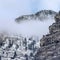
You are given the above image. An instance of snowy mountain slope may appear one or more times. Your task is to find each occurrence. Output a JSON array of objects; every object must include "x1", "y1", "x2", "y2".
[
  {"x1": 13, "y1": 10, "x2": 57, "y2": 42},
  {"x1": 15, "y1": 10, "x2": 57, "y2": 23},
  {"x1": 0, "y1": 33, "x2": 40, "y2": 60},
  {"x1": 0, "y1": 10, "x2": 57, "y2": 60}
]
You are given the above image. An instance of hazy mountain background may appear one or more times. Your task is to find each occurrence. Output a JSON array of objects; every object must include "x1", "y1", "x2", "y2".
[
  {"x1": 0, "y1": 0, "x2": 60, "y2": 60},
  {"x1": 0, "y1": 0, "x2": 60, "y2": 38}
]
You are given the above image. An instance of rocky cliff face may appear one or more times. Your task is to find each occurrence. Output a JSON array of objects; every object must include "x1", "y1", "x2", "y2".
[{"x1": 34, "y1": 12, "x2": 60, "y2": 60}]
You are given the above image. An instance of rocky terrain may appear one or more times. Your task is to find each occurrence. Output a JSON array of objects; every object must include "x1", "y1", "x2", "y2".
[
  {"x1": 34, "y1": 12, "x2": 60, "y2": 60},
  {"x1": 0, "y1": 32, "x2": 40, "y2": 60},
  {"x1": 0, "y1": 10, "x2": 59, "y2": 60},
  {"x1": 15, "y1": 10, "x2": 57, "y2": 23}
]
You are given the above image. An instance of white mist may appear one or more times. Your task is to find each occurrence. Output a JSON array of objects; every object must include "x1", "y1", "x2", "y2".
[{"x1": 0, "y1": 18, "x2": 55, "y2": 39}]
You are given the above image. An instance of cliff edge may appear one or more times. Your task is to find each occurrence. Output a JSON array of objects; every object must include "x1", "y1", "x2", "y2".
[{"x1": 34, "y1": 12, "x2": 60, "y2": 60}]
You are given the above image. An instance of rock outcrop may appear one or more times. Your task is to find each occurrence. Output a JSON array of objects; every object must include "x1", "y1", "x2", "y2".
[{"x1": 34, "y1": 12, "x2": 60, "y2": 60}]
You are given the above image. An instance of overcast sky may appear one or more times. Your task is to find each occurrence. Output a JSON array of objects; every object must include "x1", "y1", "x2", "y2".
[
  {"x1": 0, "y1": 0, "x2": 60, "y2": 37},
  {"x1": 0, "y1": 0, "x2": 60, "y2": 20}
]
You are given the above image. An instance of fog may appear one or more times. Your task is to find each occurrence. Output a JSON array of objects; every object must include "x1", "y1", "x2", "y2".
[
  {"x1": 0, "y1": 0, "x2": 59, "y2": 38},
  {"x1": 0, "y1": 18, "x2": 55, "y2": 38}
]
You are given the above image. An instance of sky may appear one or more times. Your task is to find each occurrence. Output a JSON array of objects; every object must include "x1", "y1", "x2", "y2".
[
  {"x1": 0, "y1": 0, "x2": 60, "y2": 20},
  {"x1": 0, "y1": 0, "x2": 60, "y2": 38}
]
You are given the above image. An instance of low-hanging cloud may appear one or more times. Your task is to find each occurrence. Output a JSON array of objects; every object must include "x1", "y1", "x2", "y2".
[
  {"x1": 38, "y1": 0, "x2": 60, "y2": 11},
  {"x1": 0, "y1": 0, "x2": 59, "y2": 38}
]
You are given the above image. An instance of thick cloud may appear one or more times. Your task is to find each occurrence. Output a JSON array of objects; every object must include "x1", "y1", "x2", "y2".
[{"x1": 0, "y1": 0, "x2": 59, "y2": 38}]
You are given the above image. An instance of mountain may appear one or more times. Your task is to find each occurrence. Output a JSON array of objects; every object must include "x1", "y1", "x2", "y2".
[
  {"x1": 15, "y1": 10, "x2": 57, "y2": 23},
  {"x1": 0, "y1": 32, "x2": 40, "y2": 60},
  {"x1": 34, "y1": 12, "x2": 60, "y2": 60},
  {"x1": 0, "y1": 10, "x2": 58, "y2": 60}
]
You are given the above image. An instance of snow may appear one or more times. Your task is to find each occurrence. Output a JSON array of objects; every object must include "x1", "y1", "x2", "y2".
[{"x1": 0, "y1": 11, "x2": 55, "y2": 60}]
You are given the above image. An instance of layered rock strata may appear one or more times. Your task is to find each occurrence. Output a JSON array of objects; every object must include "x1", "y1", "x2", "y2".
[{"x1": 34, "y1": 12, "x2": 60, "y2": 60}]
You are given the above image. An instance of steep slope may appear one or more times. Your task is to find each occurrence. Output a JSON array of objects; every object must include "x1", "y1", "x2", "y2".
[
  {"x1": 0, "y1": 33, "x2": 40, "y2": 60},
  {"x1": 34, "y1": 12, "x2": 60, "y2": 60}
]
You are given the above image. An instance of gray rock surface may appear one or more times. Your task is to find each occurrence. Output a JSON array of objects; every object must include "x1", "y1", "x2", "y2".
[{"x1": 34, "y1": 11, "x2": 60, "y2": 60}]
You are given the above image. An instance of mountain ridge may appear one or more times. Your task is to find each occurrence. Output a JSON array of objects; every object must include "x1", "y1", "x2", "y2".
[{"x1": 15, "y1": 10, "x2": 57, "y2": 23}]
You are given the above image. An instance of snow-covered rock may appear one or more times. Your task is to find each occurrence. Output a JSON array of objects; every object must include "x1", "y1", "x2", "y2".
[
  {"x1": 0, "y1": 33, "x2": 40, "y2": 60},
  {"x1": 0, "y1": 10, "x2": 58, "y2": 60},
  {"x1": 15, "y1": 10, "x2": 57, "y2": 23}
]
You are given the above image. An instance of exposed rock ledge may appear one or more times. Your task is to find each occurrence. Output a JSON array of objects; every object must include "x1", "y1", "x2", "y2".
[{"x1": 34, "y1": 12, "x2": 60, "y2": 60}]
